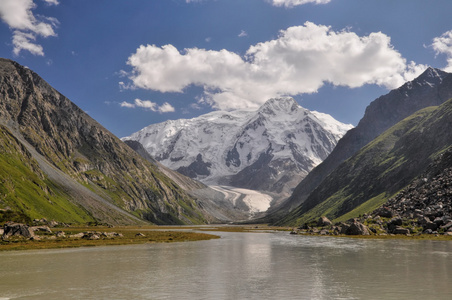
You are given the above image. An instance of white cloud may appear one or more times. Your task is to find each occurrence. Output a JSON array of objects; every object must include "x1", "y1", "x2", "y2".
[
  {"x1": 120, "y1": 99, "x2": 175, "y2": 113},
  {"x1": 432, "y1": 30, "x2": 452, "y2": 72},
  {"x1": 270, "y1": 0, "x2": 331, "y2": 7},
  {"x1": 43, "y1": 0, "x2": 59, "y2": 5},
  {"x1": 120, "y1": 101, "x2": 136, "y2": 108},
  {"x1": 125, "y1": 22, "x2": 426, "y2": 111},
  {"x1": 238, "y1": 30, "x2": 248, "y2": 38},
  {"x1": 158, "y1": 102, "x2": 176, "y2": 113},
  {"x1": 12, "y1": 31, "x2": 44, "y2": 56},
  {"x1": 0, "y1": 0, "x2": 58, "y2": 56},
  {"x1": 186, "y1": 0, "x2": 330, "y2": 7}
]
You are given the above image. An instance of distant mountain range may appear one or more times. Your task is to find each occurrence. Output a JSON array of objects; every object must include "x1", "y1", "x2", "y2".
[
  {"x1": 0, "y1": 58, "x2": 213, "y2": 225},
  {"x1": 2, "y1": 57, "x2": 451, "y2": 228},
  {"x1": 122, "y1": 97, "x2": 352, "y2": 198}
]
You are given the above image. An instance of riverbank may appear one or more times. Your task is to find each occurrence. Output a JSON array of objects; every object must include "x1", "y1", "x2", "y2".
[
  {"x1": 0, "y1": 225, "x2": 220, "y2": 251},
  {"x1": 3, "y1": 223, "x2": 452, "y2": 252}
]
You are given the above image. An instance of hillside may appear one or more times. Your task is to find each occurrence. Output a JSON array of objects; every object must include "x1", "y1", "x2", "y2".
[
  {"x1": 276, "y1": 68, "x2": 452, "y2": 212},
  {"x1": 278, "y1": 98, "x2": 452, "y2": 226},
  {"x1": 0, "y1": 58, "x2": 210, "y2": 225},
  {"x1": 378, "y1": 147, "x2": 452, "y2": 224}
]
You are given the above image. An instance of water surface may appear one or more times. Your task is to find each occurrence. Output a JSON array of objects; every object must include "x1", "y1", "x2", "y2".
[{"x1": 0, "y1": 231, "x2": 451, "y2": 299}]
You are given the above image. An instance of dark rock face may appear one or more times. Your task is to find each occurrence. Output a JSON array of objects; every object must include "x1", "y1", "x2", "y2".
[
  {"x1": 229, "y1": 147, "x2": 275, "y2": 190},
  {"x1": 2, "y1": 222, "x2": 34, "y2": 239},
  {"x1": 281, "y1": 67, "x2": 452, "y2": 214},
  {"x1": 177, "y1": 154, "x2": 212, "y2": 178}
]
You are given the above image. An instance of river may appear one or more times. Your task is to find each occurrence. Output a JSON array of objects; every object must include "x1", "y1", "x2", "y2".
[{"x1": 0, "y1": 231, "x2": 451, "y2": 299}]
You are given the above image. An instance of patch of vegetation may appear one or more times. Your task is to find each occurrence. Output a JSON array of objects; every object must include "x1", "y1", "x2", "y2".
[
  {"x1": 333, "y1": 193, "x2": 390, "y2": 223},
  {"x1": 0, "y1": 126, "x2": 95, "y2": 224},
  {"x1": 0, "y1": 226, "x2": 219, "y2": 251}
]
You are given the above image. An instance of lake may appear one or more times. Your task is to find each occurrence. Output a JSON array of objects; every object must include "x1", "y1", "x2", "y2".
[{"x1": 0, "y1": 231, "x2": 451, "y2": 299}]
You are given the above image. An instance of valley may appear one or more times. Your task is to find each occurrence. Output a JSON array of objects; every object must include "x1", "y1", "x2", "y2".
[{"x1": 1, "y1": 59, "x2": 452, "y2": 239}]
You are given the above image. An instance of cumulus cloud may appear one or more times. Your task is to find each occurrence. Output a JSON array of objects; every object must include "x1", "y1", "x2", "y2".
[
  {"x1": 0, "y1": 0, "x2": 58, "y2": 56},
  {"x1": 270, "y1": 0, "x2": 331, "y2": 7},
  {"x1": 120, "y1": 99, "x2": 175, "y2": 113},
  {"x1": 432, "y1": 30, "x2": 452, "y2": 72},
  {"x1": 125, "y1": 22, "x2": 426, "y2": 111}
]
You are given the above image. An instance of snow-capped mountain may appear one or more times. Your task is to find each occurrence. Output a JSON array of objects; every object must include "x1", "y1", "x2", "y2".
[{"x1": 122, "y1": 97, "x2": 353, "y2": 196}]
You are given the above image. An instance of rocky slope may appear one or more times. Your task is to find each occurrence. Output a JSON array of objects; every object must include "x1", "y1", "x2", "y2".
[
  {"x1": 291, "y1": 149, "x2": 452, "y2": 236},
  {"x1": 374, "y1": 147, "x2": 452, "y2": 233},
  {"x1": 277, "y1": 97, "x2": 452, "y2": 226},
  {"x1": 269, "y1": 67, "x2": 452, "y2": 220},
  {"x1": 123, "y1": 97, "x2": 352, "y2": 197},
  {"x1": 0, "y1": 58, "x2": 210, "y2": 225}
]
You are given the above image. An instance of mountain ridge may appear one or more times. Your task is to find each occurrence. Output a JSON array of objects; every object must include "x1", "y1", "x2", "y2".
[
  {"x1": 123, "y1": 97, "x2": 353, "y2": 198},
  {"x1": 266, "y1": 67, "x2": 452, "y2": 221},
  {"x1": 277, "y1": 97, "x2": 452, "y2": 226},
  {"x1": 0, "y1": 58, "x2": 211, "y2": 225}
]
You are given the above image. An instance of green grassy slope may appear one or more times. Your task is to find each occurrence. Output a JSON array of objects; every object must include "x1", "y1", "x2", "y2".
[{"x1": 0, "y1": 125, "x2": 95, "y2": 224}]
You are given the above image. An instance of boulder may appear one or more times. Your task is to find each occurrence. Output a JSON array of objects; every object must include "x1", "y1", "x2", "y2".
[
  {"x1": 392, "y1": 226, "x2": 410, "y2": 235},
  {"x1": 2, "y1": 222, "x2": 35, "y2": 239},
  {"x1": 31, "y1": 226, "x2": 52, "y2": 233},
  {"x1": 70, "y1": 232, "x2": 85, "y2": 239},
  {"x1": 376, "y1": 207, "x2": 394, "y2": 218},
  {"x1": 441, "y1": 222, "x2": 452, "y2": 231},
  {"x1": 433, "y1": 217, "x2": 445, "y2": 227},
  {"x1": 317, "y1": 216, "x2": 332, "y2": 227},
  {"x1": 55, "y1": 231, "x2": 66, "y2": 238},
  {"x1": 339, "y1": 223, "x2": 350, "y2": 234},
  {"x1": 48, "y1": 220, "x2": 59, "y2": 228},
  {"x1": 85, "y1": 233, "x2": 100, "y2": 240},
  {"x1": 424, "y1": 221, "x2": 438, "y2": 231},
  {"x1": 345, "y1": 221, "x2": 370, "y2": 235},
  {"x1": 388, "y1": 217, "x2": 403, "y2": 232}
]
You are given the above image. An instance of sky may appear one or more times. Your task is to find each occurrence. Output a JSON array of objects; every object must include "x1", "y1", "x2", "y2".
[{"x1": 1, "y1": 0, "x2": 452, "y2": 138}]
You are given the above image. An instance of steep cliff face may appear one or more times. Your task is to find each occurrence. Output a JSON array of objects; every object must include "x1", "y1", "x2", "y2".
[
  {"x1": 0, "y1": 58, "x2": 209, "y2": 225},
  {"x1": 276, "y1": 67, "x2": 452, "y2": 216}
]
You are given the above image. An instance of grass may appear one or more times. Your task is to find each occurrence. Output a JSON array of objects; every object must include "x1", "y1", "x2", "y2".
[
  {"x1": 0, "y1": 126, "x2": 95, "y2": 224},
  {"x1": 0, "y1": 226, "x2": 220, "y2": 251},
  {"x1": 333, "y1": 192, "x2": 390, "y2": 223}
]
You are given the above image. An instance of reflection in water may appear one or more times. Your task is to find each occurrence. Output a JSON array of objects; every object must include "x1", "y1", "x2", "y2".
[{"x1": 0, "y1": 232, "x2": 451, "y2": 299}]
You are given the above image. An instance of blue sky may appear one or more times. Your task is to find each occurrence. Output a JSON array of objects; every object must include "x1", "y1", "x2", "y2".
[{"x1": 1, "y1": 0, "x2": 452, "y2": 138}]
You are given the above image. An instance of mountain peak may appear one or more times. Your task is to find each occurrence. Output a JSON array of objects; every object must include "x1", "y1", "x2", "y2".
[
  {"x1": 406, "y1": 67, "x2": 448, "y2": 89},
  {"x1": 258, "y1": 97, "x2": 300, "y2": 115}
]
